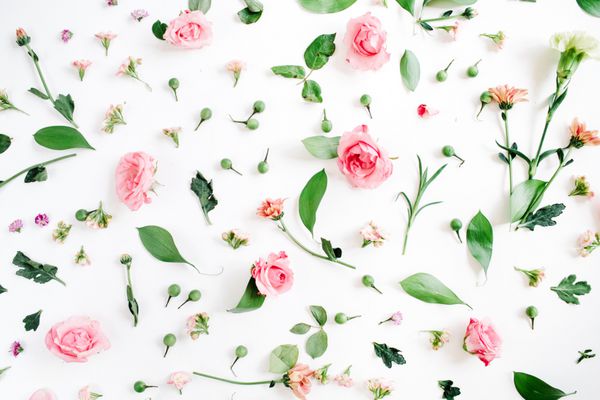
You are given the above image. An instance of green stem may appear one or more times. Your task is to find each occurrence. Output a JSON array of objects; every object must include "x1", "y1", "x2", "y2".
[
  {"x1": 25, "y1": 44, "x2": 54, "y2": 103},
  {"x1": 0, "y1": 153, "x2": 76, "y2": 189},
  {"x1": 418, "y1": 15, "x2": 459, "y2": 23},
  {"x1": 502, "y1": 111, "x2": 514, "y2": 230},
  {"x1": 193, "y1": 372, "x2": 281, "y2": 386},
  {"x1": 401, "y1": 221, "x2": 411, "y2": 255}
]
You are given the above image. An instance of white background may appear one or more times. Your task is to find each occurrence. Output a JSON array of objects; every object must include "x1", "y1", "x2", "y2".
[{"x1": 1, "y1": 0, "x2": 600, "y2": 399}]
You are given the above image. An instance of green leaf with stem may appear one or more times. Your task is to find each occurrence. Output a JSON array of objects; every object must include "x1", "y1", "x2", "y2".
[{"x1": 0, "y1": 153, "x2": 76, "y2": 190}]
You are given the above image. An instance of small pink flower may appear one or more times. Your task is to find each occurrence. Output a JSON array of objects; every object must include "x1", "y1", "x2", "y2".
[
  {"x1": 72, "y1": 59, "x2": 92, "y2": 81},
  {"x1": 95, "y1": 32, "x2": 117, "y2": 56},
  {"x1": 35, "y1": 213, "x2": 49, "y2": 227},
  {"x1": 29, "y1": 389, "x2": 57, "y2": 400},
  {"x1": 60, "y1": 29, "x2": 73, "y2": 43},
  {"x1": 368, "y1": 379, "x2": 393, "y2": 400},
  {"x1": 569, "y1": 118, "x2": 600, "y2": 148},
  {"x1": 186, "y1": 312, "x2": 209, "y2": 340},
  {"x1": 257, "y1": 198, "x2": 285, "y2": 220},
  {"x1": 286, "y1": 364, "x2": 314, "y2": 400},
  {"x1": 167, "y1": 371, "x2": 192, "y2": 394},
  {"x1": 45, "y1": 316, "x2": 111, "y2": 363},
  {"x1": 251, "y1": 251, "x2": 294, "y2": 297},
  {"x1": 463, "y1": 318, "x2": 501, "y2": 366},
  {"x1": 417, "y1": 104, "x2": 439, "y2": 118},
  {"x1": 360, "y1": 221, "x2": 387, "y2": 247},
  {"x1": 227, "y1": 60, "x2": 245, "y2": 87},
  {"x1": 106, "y1": 0, "x2": 118, "y2": 6},
  {"x1": 8, "y1": 219, "x2": 23, "y2": 233},
  {"x1": 577, "y1": 230, "x2": 600, "y2": 257},
  {"x1": 164, "y1": 10, "x2": 213, "y2": 49},
  {"x1": 115, "y1": 151, "x2": 157, "y2": 211},
  {"x1": 131, "y1": 9, "x2": 149, "y2": 22},
  {"x1": 379, "y1": 311, "x2": 402, "y2": 326},
  {"x1": 334, "y1": 374, "x2": 354, "y2": 387},
  {"x1": 78, "y1": 386, "x2": 102, "y2": 400},
  {"x1": 10, "y1": 341, "x2": 24, "y2": 357},
  {"x1": 343, "y1": 13, "x2": 390, "y2": 71}
]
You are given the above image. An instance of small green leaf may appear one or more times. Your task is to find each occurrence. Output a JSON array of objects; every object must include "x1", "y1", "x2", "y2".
[
  {"x1": 424, "y1": 0, "x2": 477, "y2": 5},
  {"x1": 304, "y1": 34, "x2": 336, "y2": 70},
  {"x1": 510, "y1": 180, "x2": 546, "y2": 222},
  {"x1": 439, "y1": 380, "x2": 461, "y2": 400},
  {"x1": 269, "y1": 344, "x2": 299, "y2": 373},
  {"x1": 33, "y1": 126, "x2": 94, "y2": 151},
  {"x1": 396, "y1": 0, "x2": 415, "y2": 15},
  {"x1": 0, "y1": 285, "x2": 6, "y2": 294},
  {"x1": 23, "y1": 310, "x2": 42, "y2": 331},
  {"x1": 190, "y1": 171, "x2": 218, "y2": 225},
  {"x1": 577, "y1": 0, "x2": 600, "y2": 17},
  {"x1": 0, "y1": 134, "x2": 12, "y2": 154},
  {"x1": 550, "y1": 275, "x2": 591, "y2": 305},
  {"x1": 24, "y1": 166, "x2": 47, "y2": 183},
  {"x1": 12, "y1": 251, "x2": 66, "y2": 286},
  {"x1": 400, "y1": 272, "x2": 470, "y2": 308},
  {"x1": 136, "y1": 226, "x2": 198, "y2": 272},
  {"x1": 301, "y1": 136, "x2": 340, "y2": 159},
  {"x1": 302, "y1": 80, "x2": 323, "y2": 103},
  {"x1": 189, "y1": 0, "x2": 211, "y2": 13},
  {"x1": 28, "y1": 88, "x2": 49, "y2": 100},
  {"x1": 519, "y1": 203, "x2": 565, "y2": 231},
  {"x1": 290, "y1": 323, "x2": 312, "y2": 334},
  {"x1": 152, "y1": 20, "x2": 168, "y2": 40},
  {"x1": 228, "y1": 277, "x2": 266, "y2": 313},
  {"x1": 400, "y1": 50, "x2": 420, "y2": 91},
  {"x1": 298, "y1": 0, "x2": 358, "y2": 13},
  {"x1": 271, "y1": 65, "x2": 307, "y2": 79},
  {"x1": 0, "y1": 367, "x2": 9, "y2": 377},
  {"x1": 299, "y1": 169, "x2": 327, "y2": 235},
  {"x1": 320, "y1": 238, "x2": 337, "y2": 261},
  {"x1": 310, "y1": 305, "x2": 327, "y2": 326},
  {"x1": 53, "y1": 94, "x2": 75, "y2": 123},
  {"x1": 245, "y1": 0, "x2": 264, "y2": 12},
  {"x1": 306, "y1": 330, "x2": 328, "y2": 359},
  {"x1": 238, "y1": 8, "x2": 263, "y2": 24},
  {"x1": 513, "y1": 371, "x2": 576, "y2": 400},
  {"x1": 466, "y1": 211, "x2": 493, "y2": 278},
  {"x1": 373, "y1": 342, "x2": 406, "y2": 368}
]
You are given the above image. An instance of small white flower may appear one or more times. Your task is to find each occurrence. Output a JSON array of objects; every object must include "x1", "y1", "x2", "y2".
[{"x1": 550, "y1": 31, "x2": 600, "y2": 60}]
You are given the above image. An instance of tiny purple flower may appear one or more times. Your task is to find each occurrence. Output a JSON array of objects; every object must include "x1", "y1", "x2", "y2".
[
  {"x1": 8, "y1": 219, "x2": 23, "y2": 233},
  {"x1": 378, "y1": 311, "x2": 403, "y2": 326},
  {"x1": 131, "y1": 9, "x2": 149, "y2": 22},
  {"x1": 10, "y1": 341, "x2": 23, "y2": 357},
  {"x1": 60, "y1": 29, "x2": 73, "y2": 43},
  {"x1": 106, "y1": 0, "x2": 118, "y2": 6},
  {"x1": 35, "y1": 213, "x2": 49, "y2": 227}
]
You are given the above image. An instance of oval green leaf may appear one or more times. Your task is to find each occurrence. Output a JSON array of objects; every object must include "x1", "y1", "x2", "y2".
[
  {"x1": 34, "y1": 126, "x2": 94, "y2": 150},
  {"x1": 298, "y1": 0, "x2": 358, "y2": 13},
  {"x1": 510, "y1": 179, "x2": 546, "y2": 222},
  {"x1": 310, "y1": 305, "x2": 327, "y2": 326},
  {"x1": 299, "y1": 169, "x2": 327, "y2": 236},
  {"x1": 302, "y1": 80, "x2": 323, "y2": 103},
  {"x1": 306, "y1": 330, "x2": 328, "y2": 359},
  {"x1": 290, "y1": 323, "x2": 311, "y2": 334},
  {"x1": 513, "y1": 371, "x2": 576, "y2": 400},
  {"x1": 0, "y1": 134, "x2": 11, "y2": 154},
  {"x1": 301, "y1": 136, "x2": 340, "y2": 159},
  {"x1": 304, "y1": 33, "x2": 336, "y2": 70},
  {"x1": 269, "y1": 344, "x2": 299, "y2": 373},
  {"x1": 189, "y1": 0, "x2": 211, "y2": 13},
  {"x1": 577, "y1": 0, "x2": 600, "y2": 16},
  {"x1": 271, "y1": 65, "x2": 307, "y2": 79},
  {"x1": 400, "y1": 272, "x2": 470, "y2": 308},
  {"x1": 136, "y1": 226, "x2": 197, "y2": 272},
  {"x1": 400, "y1": 50, "x2": 420, "y2": 92},
  {"x1": 466, "y1": 211, "x2": 493, "y2": 278},
  {"x1": 424, "y1": 0, "x2": 477, "y2": 5},
  {"x1": 228, "y1": 277, "x2": 266, "y2": 313}
]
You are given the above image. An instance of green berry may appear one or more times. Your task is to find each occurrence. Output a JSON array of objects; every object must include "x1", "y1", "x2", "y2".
[
  {"x1": 75, "y1": 209, "x2": 88, "y2": 221},
  {"x1": 467, "y1": 60, "x2": 481, "y2": 78},
  {"x1": 253, "y1": 100, "x2": 265, "y2": 113},
  {"x1": 235, "y1": 345, "x2": 248, "y2": 358},
  {"x1": 133, "y1": 381, "x2": 149, "y2": 393},
  {"x1": 188, "y1": 289, "x2": 202, "y2": 302},
  {"x1": 257, "y1": 161, "x2": 269, "y2": 174},
  {"x1": 200, "y1": 107, "x2": 212, "y2": 121},
  {"x1": 361, "y1": 275, "x2": 374, "y2": 287},
  {"x1": 480, "y1": 91, "x2": 492, "y2": 104},
  {"x1": 450, "y1": 218, "x2": 462, "y2": 231},
  {"x1": 321, "y1": 119, "x2": 332, "y2": 133},
  {"x1": 168, "y1": 284, "x2": 181, "y2": 297},
  {"x1": 220, "y1": 158, "x2": 233, "y2": 170},
  {"x1": 442, "y1": 145, "x2": 455, "y2": 157},
  {"x1": 436, "y1": 70, "x2": 448, "y2": 82},
  {"x1": 163, "y1": 333, "x2": 176, "y2": 347},
  {"x1": 334, "y1": 312, "x2": 348, "y2": 324},
  {"x1": 526, "y1": 305, "x2": 538, "y2": 330},
  {"x1": 168, "y1": 78, "x2": 179, "y2": 90},
  {"x1": 246, "y1": 118, "x2": 259, "y2": 130},
  {"x1": 360, "y1": 94, "x2": 371, "y2": 106}
]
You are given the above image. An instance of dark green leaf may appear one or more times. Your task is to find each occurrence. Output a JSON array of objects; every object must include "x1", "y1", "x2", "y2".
[
  {"x1": 306, "y1": 330, "x2": 328, "y2": 359},
  {"x1": 310, "y1": 305, "x2": 327, "y2": 326},
  {"x1": 152, "y1": 20, "x2": 168, "y2": 40},
  {"x1": 136, "y1": 226, "x2": 198, "y2": 272},
  {"x1": 28, "y1": 87, "x2": 49, "y2": 100},
  {"x1": 24, "y1": 166, "x2": 47, "y2": 183},
  {"x1": 269, "y1": 344, "x2": 299, "y2": 373},
  {"x1": 271, "y1": 65, "x2": 307, "y2": 79},
  {"x1": 577, "y1": 0, "x2": 600, "y2": 17},
  {"x1": 373, "y1": 342, "x2": 406, "y2": 368},
  {"x1": 228, "y1": 277, "x2": 266, "y2": 313},
  {"x1": 0, "y1": 134, "x2": 12, "y2": 154},
  {"x1": 0, "y1": 285, "x2": 6, "y2": 294},
  {"x1": 189, "y1": 0, "x2": 211, "y2": 13},
  {"x1": 419, "y1": 21, "x2": 434, "y2": 30},
  {"x1": 442, "y1": 9, "x2": 453, "y2": 16},
  {"x1": 126, "y1": 285, "x2": 139, "y2": 326},
  {"x1": 245, "y1": 0, "x2": 264, "y2": 12},
  {"x1": 302, "y1": 80, "x2": 323, "y2": 103},
  {"x1": 23, "y1": 310, "x2": 42, "y2": 331},
  {"x1": 298, "y1": 0, "x2": 358, "y2": 13},
  {"x1": 396, "y1": 0, "x2": 415, "y2": 15},
  {"x1": 33, "y1": 126, "x2": 94, "y2": 151},
  {"x1": 400, "y1": 272, "x2": 470, "y2": 308},
  {"x1": 12, "y1": 251, "x2": 66, "y2": 286},
  {"x1": 53, "y1": 94, "x2": 75, "y2": 123},
  {"x1": 238, "y1": 8, "x2": 263, "y2": 24},
  {"x1": 190, "y1": 171, "x2": 218, "y2": 225},
  {"x1": 290, "y1": 323, "x2": 312, "y2": 334},
  {"x1": 495, "y1": 141, "x2": 531, "y2": 163},
  {"x1": 439, "y1": 380, "x2": 461, "y2": 400},
  {"x1": 498, "y1": 153, "x2": 509, "y2": 164},
  {"x1": 320, "y1": 238, "x2": 337, "y2": 261},
  {"x1": 550, "y1": 275, "x2": 591, "y2": 305},
  {"x1": 301, "y1": 136, "x2": 340, "y2": 159},
  {"x1": 299, "y1": 169, "x2": 327, "y2": 235},
  {"x1": 466, "y1": 211, "x2": 493, "y2": 277},
  {"x1": 513, "y1": 371, "x2": 576, "y2": 400},
  {"x1": 519, "y1": 203, "x2": 565, "y2": 231},
  {"x1": 400, "y1": 50, "x2": 420, "y2": 91},
  {"x1": 510, "y1": 180, "x2": 546, "y2": 222},
  {"x1": 304, "y1": 34, "x2": 336, "y2": 70}
]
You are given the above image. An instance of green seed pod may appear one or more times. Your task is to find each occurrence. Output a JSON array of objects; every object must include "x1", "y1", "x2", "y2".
[
  {"x1": 321, "y1": 109, "x2": 332, "y2": 133},
  {"x1": 436, "y1": 70, "x2": 448, "y2": 82},
  {"x1": 253, "y1": 100, "x2": 265, "y2": 113},
  {"x1": 168, "y1": 284, "x2": 181, "y2": 297},
  {"x1": 163, "y1": 333, "x2": 176, "y2": 347},
  {"x1": 133, "y1": 380, "x2": 155, "y2": 393},
  {"x1": 467, "y1": 60, "x2": 481, "y2": 78},
  {"x1": 361, "y1": 275, "x2": 374, "y2": 287},
  {"x1": 188, "y1": 289, "x2": 201, "y2": 302},
  {"x1": 450, "y1": 218, "x2": 462, "y2": 231},
  {"x1": 168, "y1": 78, "x2": 179, "y2": 90},
  {"x1": 220, "y1": 158, "x2": 233, "y2": 170},
  {"x1": 526, "y1": 305, "x2": 538, "y2": 330},
  {"x1": 257, "y1": 161, "x2": 269, "y2": 174},
  {"x1": 334, "y1": 312, "x2": 348, "y2": 324},
  {"x1": 442, "y1": 145, "x2": 455, "y2": 157},
  {"x1": 359, "y1": 94, "x2": 371, "y2": 106},
  {"x1": 201, "y1": 107, "x2": 212, "y2": 120},
  {"x1": 75, "y1": 209, "x2": 88, "y2": 221},
  {"x1": 246, "y1": 118, "x2": 259, "y2": 130},
  {"x1": 235, "y1": 345, "x2": 248, "y2": 358}
]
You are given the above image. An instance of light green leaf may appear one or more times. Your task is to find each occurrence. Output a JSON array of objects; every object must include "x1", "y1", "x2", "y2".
[
  {"x1": 310, "y1": 305, "x2": 327, "y2": 326},
  {"x1": 301, "y1": 136, "x2": 340, "y2": 159},
  {"x1": 396, "y1": 0, "x2": 415, "y2": 15},
  {"x1": 0, "y1": 134, "x2": 12, "y2": 154},
  {"x1": 577, "y1": 0, "x2": 600, "y2": 17},
  {"x1": 306, "y1": 330, "x2": 328, "y2": 359},
  {"x1": 400, "y1": 50, "x2": 420, "y2": 91},
  {"x1": 290, "y1": 323, "x2": 312, "y2": 334},
  {"x1": 466, "y1": 211, "x2": 493, "y2": 278},
  {"x1": 271, "y1": 65, "x2": 306, "y2": 79},
  {"x1": 550, "y1": 275, "x2": 591, "y2": 305},
  {"x1": 302, "y1": 80, "x2": 323, "y2": 103},
  {"x1": 510, "y1": 180, "x2": 546, "y2": 222},
  {"x1": 33, "y1": 126, "x2": 94, "y2": 150},
  {"x1": 245, "y1": 0, "x2": 264, "y2": 12},
  {"x1": 269, "y1": 344, "x2": 299, "y2": 373},
  {"x1": 228, "y1": 277, "x2": 266, "y2": 313},
  {"x1": 189, "y1": 0, "x2": 211, "y2": 13},
  {"x1": 424, "y1": 0, "x2": 477, "y2": 5},
  {"x1": 238, "y1": 7, "x2": 263, "y2": 24},
  {"x1": 298, "y1": 0, "x2": 358, "y2": 13},
  {"x1": 136, "y1": 226, "x2": 198, "y2": 272},
  {"x1": 513, "y1": 371, "x2": 576, "y2": 400},
  {"x1": 304, "y1": 34, "x2": 336, "y2": 70},
  {"x1": 400, "y1": 272, "x2": 470, "y2": 308},
  {"x1": 299, "y1": 169, "x2": 327, "y2": 236}
]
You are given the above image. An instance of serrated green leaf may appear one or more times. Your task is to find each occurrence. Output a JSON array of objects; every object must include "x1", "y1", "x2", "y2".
[
  {"x1": 519, "y1": 203, "x2": 565, "y2": 231},
  {"x1": 306, "y1": 330, "x2": 328, "y2": 359},
  {"x1": 137, "y1": 226, "x2": 198, "y2": 272},
  {"x1": 373, "y1": 342, "x2": 406, "y2": 368},
  {"x1": 513, "y1": 371, "x2": 576, "y2": 400},
  {"x1": 400, "y1": 50, "x2": 420, "y2": 91},
  {"x1": 302, "y1": 80, "x2": 323, "y2": 103},
  {"x1": 228, "y1": 277, "x2": 266, "y2": 313},
  {"x1": 298, "y1": 0, "x2": 358, "y2": 13},
  {"x1": 269, "y1": 344, "x2": 299, "y2": 373},
  {"x1": 301, "y1": 136, "x2": 340, "y2": 159},
  {"x1": 33, "y1": 126, "x2": 94, "y2": 151},
  {"x1": 400, "y1": 272, "x2": 470, "y2": 308},
  {"x1": 550, "y1": 275, "x2": 591, "y2": 305},
  {"x1": 271, "y1": 65, "x2": 306, "y2": 79},
  {"x1": 53, "y1": 94, "x2": 75, "y2": 123},
  {"x1": 304, "y1": 34, "x2": 336, "y2": 70},
  {"x1": 310, "y1": 305, "x2": 327, "y2": 326},
  {"x1": 290, "y1": 323, "x2": 312, "y2": 334},
  {"x1": 12, "y1": 251, "x2": 66, "y2": 286},
  {"x1": 439, "y1": 380, "x2": 461, "y2": 400},
  {"x1": 466, "y1": 211, "x2": 493, "y2": 278},
  {"x1": 299, "y1": 169, "x2": 327, "y2": 236},
  {"x1": 152, "y1": 20, "x2": 168, "y2": 40},
  {"x1": 23, "y1": 310, "x2": 42, "y2": 331},
  {"x1": 190, "y1": 171, "x2": 218, "y2": 225}
]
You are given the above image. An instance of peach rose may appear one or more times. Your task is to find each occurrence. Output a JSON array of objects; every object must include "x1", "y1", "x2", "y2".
[
  {"x1": 337, "y1": 125, "x2": 393, "y2": 189},
  {"x1": 45, "y1": 316, "x2": 110, "y2": 363},
  {"x1": 343, "y1": 13, "x2": 390, "y2": 71},
  {"x1": 115, "y1": 151, "x2": 157, "y2": 211},
  {"x1": 251, "y1": 251, "x2": 293, "y2": 296},
  {"x1": 164, "y1": 10, "x2": 213, "y2": 49},
  {"x1": 286, "y1": 364, "x2": 314, "y2": 400},
  {"x1": 463, "y1": 318, "x2": 501, "y2": 366},
  {"x1": 29, "y1": 389, "x2": 56, "y2": 400}
]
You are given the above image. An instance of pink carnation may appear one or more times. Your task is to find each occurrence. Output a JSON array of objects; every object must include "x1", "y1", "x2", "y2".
[{"x1": 115, "y1": 151, "x2": 157, "y2": 211}]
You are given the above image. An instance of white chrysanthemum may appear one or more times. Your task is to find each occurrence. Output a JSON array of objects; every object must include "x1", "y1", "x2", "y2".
[{"x1": 550, "y1": 31, "x2": 600, "y2": 60}]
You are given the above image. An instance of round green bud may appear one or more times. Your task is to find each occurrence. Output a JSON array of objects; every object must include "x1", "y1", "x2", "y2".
[
  {"x1": 334, "y1": 312, "x2": 348, "y2": 324},
  {"x1": 188, "y1": 289, "x2": 201, "y2": 302},
  {"x1": 359, "y1": 94, "x2": 371, "y2": 106},
  {"x1": 200, "y1": 107, "x2": 212, "y2": 121},
  {"x1": 163, "y1": 333, "x2": 176, "y2": 347},
  {"x1": 257, "y1": 161, "x2": 269, "y2": 174},
  {"x1": 321, "y1": 119, "x2": 332, "y2": 133},
  {"x1": 168, "y1": 78, "x2": 179, "y2": 90},
  {"x1": 133, "y1": 381, "x2": 147, "y2": 393},
  {"x1": 246, "y1": 118, "x2": 259, "y2": 130},
  {"x1": 220, "y1": 158, "x2": 233, "y2": 170},
  {"x1": 235, "y1": 345, "x2": 248, "y2": 358},
  {"x1": 450, "y1": 218, "x2": 463, "y2": 231},
  {"x1": 435, "y1": 70, "x2": 447, "y2": 82},
  {"x1": 526, "y1": 306, "x2": 538, "y2": 318},
  {"x1": 442, "y1": 145, "x2": 455, "y2": 157},
  {"x1": 467, "y1": 65, "x2": 479, "y2": 77},
  {"x1": 253, "y1": 100, "x2": 265, "y2": 113},
  {"x1": 361, "y1": 274, "x2": 375, "y2": 287},
  {"x1": 168, "y1": 284, "x2": 181, "y2": 297},
  {"x1": 75, "y1": 209, "x2": 88, "y2": 221}
]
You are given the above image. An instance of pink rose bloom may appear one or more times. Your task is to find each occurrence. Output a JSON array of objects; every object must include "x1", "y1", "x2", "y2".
[
  {"x1": 115, "y1": 151, "x2": 157, "y2": 211},
  {"x1": 29, "y1": 389, "x2": 56, "y2": 400},
  {"x1": 164, "y1": 10, "x2": 213, "y2": 49},
  {"x1": 251, "y1": 251, "x2": 294, "y2": 296},
  {"x1": 257, "y1": 198, "x2": 285, "y2": 220},
  {"x1": 343, "y1": 13, "x2": 390, "y2": 71},
  {"x1": 463, "y1": 318, "x2": 501, "y2": 366},
  {"x1": 337, "y1": 125, "x2": 393, "y2": 189},
  {"x1": 287, "y1": 364, "x2": 314, "y2": 400},
  {"x1": 45, "y1": 316, "x2": 110, "y2": 363},
  {"x1": 167, "y1": 371, "x2": 192, "y2": 394}
]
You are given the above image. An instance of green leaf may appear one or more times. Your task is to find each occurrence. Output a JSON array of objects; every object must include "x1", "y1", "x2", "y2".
[
  {"x1": 23, "y1": 310, "x2": 42, "y2": 331},
  {"x1": 228, "y1": 277, "x2": 266, "y2": 313},
  {"x1": 400, "y1": 272, "x2": 470, "y2": 308},
  {"x1": 577, "y1": 0, "x2": 600, "y2": 17},
  {"x1": 271, "y1": 65, "x2": 307, "y2": 79},
  {"x1": 152, "y1": 20, "x2": 168, "y2": 40},
  {"x1": 126, "y1": 285, "x2": 139, "y2": 327},
  {"x1": 28, "y1": 87, "x2": 49, "y2": 100},
  {"x1": 301, "y1": 136, "x2": 340, "y2": 159},
  {"x1": 238, "y1": 8, "x2": 263, "y2": 24},
  {"x1": 269, "y1": 344, "x2": 299, "y2": 373},
  {"x1": 439, "y1": 380, "x2": 461, "y2": 400},
  {"x1": 400, "y1": 50, "x2": 420, "y2": 91},
  {"x1": 12, "y1": 251, "x2": 66, "y2": 286},
  {"x1": 550, "y1": 275, "x2": 591, "y2": 305},
  {"x1": 245, "y1": 0, "x2": 264, "y2": 12},
  {"x1": 290, "y1": 323, "x2": 312, "y2": 334},
  {"x1": 0, "y1": 285, "x2": 6, "y2": 294},
  {"x1": 510, "y1": 180, "x2": 546, "y2": 222},
  {"x1": 298, "y1": 0, "x2": 358, "y2": 13},
  {"x1": 0, "y1": 367, "x2": 9, "y2": 377},
  {"x1": 320, "y1": 238, "x2": 337, "y2": 261},
  {"x1": 304, "y1": 34, "x2": 336, "y2": 70},
  {"x1": 24, "y1": 166, "x2": 47, "y2": 183},
  {"x1": 396, "y1": 0, "x2": 415, "y2": 15},
  {"x1": 466, "y1": 211, "x2": 493, "y2": 278},
  {"x1": 0, "y1": 134, "x2": 11, "y2": 154},
  {"x1": 302, "y1": 80, "x2": 323, "y2": 103},
  {"x1": 189, "y1": 0, "x2": 211, "y2": 13},
  {"x1": 306, "y1": 330, "x2": 328, "y2": 359},
  {"x1": 136, "y1": 226, "x2": 198, "y2": 272},
  {"x1": 310, "y1": 305, "x2": 327, "y2": 326},
  {"x1": 513, "y1": 371, "x2": 576, "y2": 400},
  {"x1": 53, "y1": 94, "x2": 75, "y2": 123},
  {"x1": 33, "y1": 126, "x2": 94, "y2": 151},
  {"x1": 519, "y1": 203, "x2": 565, "y2": 231},
  {"x1": 190, "y1": 171, "x2": 218, "y2": 225},
  {"x1": 299, "y1": 169, "x2": 327, "y2": 235},
  {"x1": 373, "y1": 342, "x2": 406, "y2": 368},
  {"x1": 424, "y1": 0, "x2": 477, "y2": 5}
]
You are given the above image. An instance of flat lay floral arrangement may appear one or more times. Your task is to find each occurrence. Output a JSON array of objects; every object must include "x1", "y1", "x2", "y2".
[{"x1": 1, "y1": 0, "x2": 600, "y2": 399}]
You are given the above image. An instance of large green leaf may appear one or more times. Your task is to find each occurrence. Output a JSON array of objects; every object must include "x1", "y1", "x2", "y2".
[
  {"x1": 510, "y1": 180, "x2": 546, "y2": 222},
  {"x1": 33, "y1": 126, "x2": 94, "y2": 150},
  {"x1": 228, "y1": 277, "x2": 266, "y2": 313},
  {"x1": 400, "y1": 272, "x2": 470, "y2": 308},
  {"x1": 513, "y1": 372, "x2": 576, "y2": 400},
  {"x1": 269, "y1": 344, "x2": 299, "y2": 373},
  {"x1": 306, "y1": 330, "x2": 328, "y2": 359},
  {"x1": 304, "y1": 34, "x2": 336, "y2": 70},
  {"x1": 396, "y1": 0, "x2": 415, "y2": 15},
  {"x1": 136, "y1": 226, "x2": 198, "y2": 272},
  {"x1": 466, "y1": 211, "x2": 493, "y2": 278},
  {"x1": 301, "y1": 136, "x2": 340, "y2": 159},
  {"x1": 298, "y1": 169, "x2": 327, "y2": 236},
  {"x1": 400, "y1": 50, "x2": 420, "y2": 91},
  {"x1": 298, "y1": 0, "x2": 358, "y2": 13},
  {"x1": 577, "y1": 0, "x2": 600, "y2": 16}
]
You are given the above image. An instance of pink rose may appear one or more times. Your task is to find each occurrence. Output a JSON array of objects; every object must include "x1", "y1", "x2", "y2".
[
  {"x1": 167, "y1": 371, "x2": 192, "y2": 394},
  {"x1": 337, "y1": 125, "x2": 393, "y2": 189},
  {"x1": 164, "y1": 10, "x2": 212, "y2": 49},
  {"x1": 45, "y1": 316, "x2": 111, "y2": 363},
  {"x1": 251, "y1": 251, "x2": 294, "y2": 296},
  {"x1": 286, "y1": 364, "x2": 314, "y2": 400},
  {"x1": 115, "y1": 151, "x2": 157, "y2": 211},
  {"x1": 463, "y1": 318, "x2": 501, "y2": 366},
  {"x1": 343, "y1": 13, "x2": 390, "y2": 71},
  {"x1": 29, "y1": 389, "x2": 56, "y2": 400}
]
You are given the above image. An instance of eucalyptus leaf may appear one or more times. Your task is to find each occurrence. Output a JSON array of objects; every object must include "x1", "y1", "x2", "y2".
[
  {"x1": 302, "y1": 80, "x2": 323, "y2": 103},
  {"x1": 299, "y1": 169, "x2": 327, "y2": 236},
  {"x1": 513, "y1": 371, "x2": 576, "y2": 400},
  {"x1": 577, "y1": 0, "x2": 600, "y2": 17},
  {"x1": 33, "y1": 126, "x2": 94, "y2": 150},
  {"x1": 136, "y1": 226, "x2": 198, "y2": 272},
  {"x1": 400, "y1": 272, "x2": 470, "y2": 308},
  {"x1": 238, "y1": 7, "x2": 263, "y2": 24},
  {"x1": 290, "y1": 323, "x2": 312, "y2": 334},
  {"x1": 400, "y1": 50, "x2": 420, "y2": 91},
  {"x1": 0, "y1": 134, "x2": 11, "y2": 154},
  {"x1": 298, "y1": 0, "x2": 358, "y2": 13},
  {"x1": 189, "y1": 0, "x2": 211, "y2": 13},
  {"x1": 271, "y1": 65, "x2": 306, "y2": 79},
  {"x1": 301, "y1": 136, "x2": 340, "y2": 159},
  {"x1": 466, "y1": 211, "x2": 493, "y2": 278},
  {"x1": 396, "y1": 0, "x2": 415, "y2": 15},
  {"x1": 310, "y1": 305, "x2": 327, "y2": 326},
  {"x1": 228, "y1": 277, "x2": 266, "y2": 313},
  {"x1": 306, "y1": 330, "x2": 328, "y2": 359},
  {"x1": 304, "y1": 34, "x2": 336, "y2": 70},
  {"x1": 510, "y1": 180, "x2": 546, "y2": 222},
  {"x1": 269, "y1": 344, "x2": 299, "y2": 373}
]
